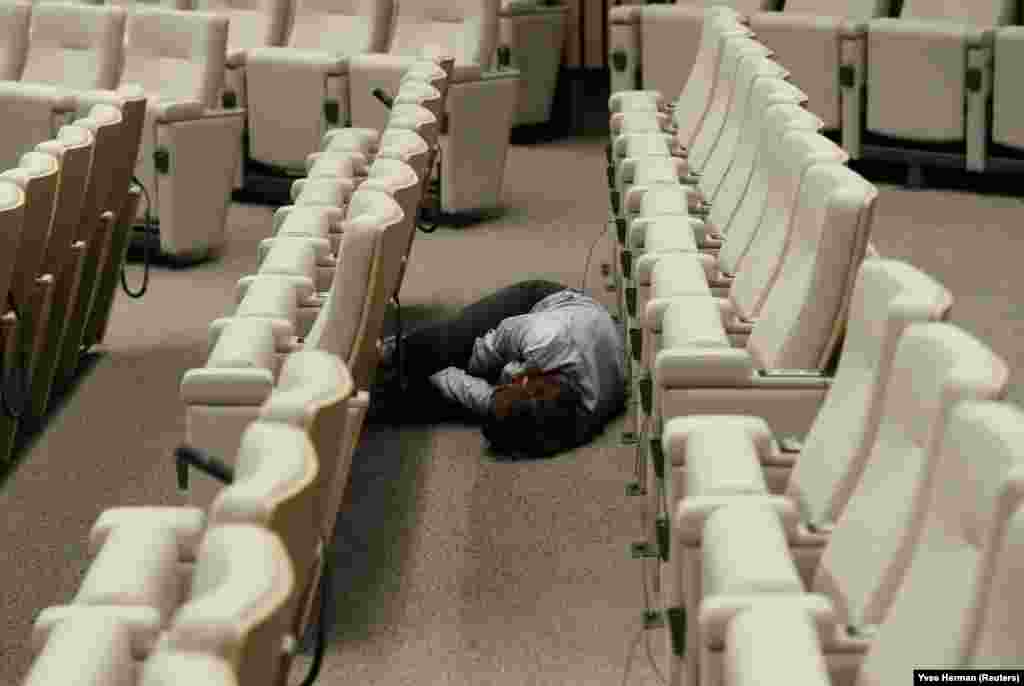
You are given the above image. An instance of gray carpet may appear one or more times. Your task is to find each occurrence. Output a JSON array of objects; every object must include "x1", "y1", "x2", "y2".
[{"x1": 1, "y1": 132, "x2": 1022, "y2": 686}]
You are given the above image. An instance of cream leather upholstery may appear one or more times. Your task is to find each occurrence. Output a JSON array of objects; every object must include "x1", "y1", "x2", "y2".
[
  {"x1": 0, "y1": 180, "x2": 27, "y2": 465},
  {"x1": 244, "y1": 0, "x2": 395, "y2": 171},
  {"x1": 181, "y1": 189, "x2": 399, "y2": 459},
  {"x1": 856, "y1": 0, "x2": 1015, "y2": 170},
  {"x1": 498, "y1": 0, "x2": 566, "y2": 126},
  {"x1": 654, "y1": 259, "x2": 950, "y2": 678},
  {"x1": 748, "y1": 0, "x2": 894, "y2": 132},
  {"x1": 708, "y1": 400, "x2": 1024, "y2": 686},
  {"x1": 31, "y1": 524, "x2": 294, "y2": 686},
  {"x1": 0, "y1": 1, "x2": 31, "y2": 81},
  {"x1": 670, "y1": 323, "x2": 1007, "y2": 686},
  {"x1": 646, "y1": 161, "x2": 876, "y2": 462},
  {"x1": 22, "y1": 2, "x2": 125, "y2": 90},
  {"x1": 120, "y1": 7, "x2": 244, "y2": 261},
  {"x1": 346, "y1": 0, "x2": 519, "y2": 214}
]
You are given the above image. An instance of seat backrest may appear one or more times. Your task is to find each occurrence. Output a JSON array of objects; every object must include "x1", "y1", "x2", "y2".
[
  {"x1": 746, "y1": 161, "x2": 874, "y2": 372},
  {"x1": 0, "y1": 180, "x2": 25, "y2": 309},
  {"x1": 68, "y1": 104, "x2": 123, "y2": 246},
  {"x1": 854, "y1": 401, "x2": 1024, "y2": 683},
  {"x1": 389, "y1": 0, "x2": 499, "y2": 75},
  {"x1": 142, "y1": 650, "x2": 240, "y2": 686},
  {"x1": 687, "y1": 35, "x2": 771, "y2": 171},
  {"x1": 669, "y1": 10, "x2": 750, "y2": 143},
  {"x1": 784, "y1": 0, "x2": 894, "y2": 21},
  {"x1": 193, "y1": 0, "x2": 291, "y2": 56},
  {"x1": 900, "y1": 0, "x2": 1016, "y2": 26},
  {"x1": 376, "y1": 125, "x2": 432, "y2": 179},
  {"x1": 391, "y1": 81, "x2": 442, "y2": 141},
  {"x1": 811, "y1": 323, "x2": 1008, "y2": 630},
  {"x1": 285, "y1": 0, "x2": 392, "y2": 54},
  {"x1": 699, "y1": 52, "x2": 787, "y2": 203},
  {"x1": 121, "y1": 7, "x2": 228, "y2": 109},
  {"x1": 34, "y1": 124, "x2": 95, "y2": 279},
  {"x1": 361, "y1": 156, "x2": 420, "y2": 291},
  {"x1": 305, "y1": 189, "x2": 401, "y2": 390},
  {"x1": 1, "y1": 151, "x2": 60, "y2": 312},
  {"x1": 707, "y1": 79, "x2": 814, "y2": 242},
  {"x1": 787, "y1": 259, "x2": 953, "y2": 528},
  {"x1": 162, "y1": 524, "x2": 295, "y2": 686},
  {"x1": 0, "y1": 1, "x2": 31, "y2": 80},
  {"x1": 206, "y1": 421, "x2": 318, "y2": 628},
  {"x1": 257, "y1": 350, "x2": 354, "y2": 543},
  {"x1": 728, "y1": 130, "x2": 850, "y2": 322},
  {"x1": 22, "y1": 2, "x2": 124, "y2": 90}
]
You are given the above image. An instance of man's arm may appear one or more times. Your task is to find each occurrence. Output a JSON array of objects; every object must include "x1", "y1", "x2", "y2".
[{"x1": 428, "y1": 367, "x2": 496, "y2": 418}]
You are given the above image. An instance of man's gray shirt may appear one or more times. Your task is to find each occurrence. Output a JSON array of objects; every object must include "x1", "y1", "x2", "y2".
[{"x1": 428, "y1": 289, "x2": 626, "y2": 436}]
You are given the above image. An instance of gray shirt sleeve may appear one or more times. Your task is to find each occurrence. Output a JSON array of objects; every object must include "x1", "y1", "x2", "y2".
[{"x1": 428, "y1": 367, "x2": 496, "y2": 418}]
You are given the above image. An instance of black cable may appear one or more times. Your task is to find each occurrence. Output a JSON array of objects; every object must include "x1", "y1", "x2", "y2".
[
  {"x1": 120, "y1": 175, "x2": 153, "y2": 299},
  {"x1": 1, "y1": 293, "x2": 29, "y2": 419},
  {"x1": 392, "y1": 294, "x2": 407, "y2": 392},
  {"x1": 417, "y1": 145, "x2": 441, "y2": 234},
  {"x1": 580, "y1": 217, "x2": 609, "y2": 291},
  {"x1": 298, "y1": 551, "x2": 331, "y2": 686}
]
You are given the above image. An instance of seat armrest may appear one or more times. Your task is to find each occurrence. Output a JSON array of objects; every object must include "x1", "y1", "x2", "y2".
[
  {"x1": 675, "y1": 493, "x2": 796, "y2": 544},
  {"x1": 90, "y1": 507, "x2": 206, "y2": 561},
  {"x1": 701, "y1": 593, "x2": 836, "y2": 655},
  {"x1": 752, "y1": 369, "x2": 833, "y2": 390},
  {"x1": 246, "y1": 46, "x2": 347, "y2": 74},
  {"x1": 663, "y1": 415, "x2": 778, "y2": 492},
  {"x1": 655, "y1": 347, "x2": 757, "y2": 388},
  {"x1": 236, "y1": 273, "x2": 315, "y2": 307},
  {"x1": 0, "y1": 81, "x2": 77, "y2": 112},
  {"x1": 148, "y1": 98, "x2": 207, "y2": 123}
]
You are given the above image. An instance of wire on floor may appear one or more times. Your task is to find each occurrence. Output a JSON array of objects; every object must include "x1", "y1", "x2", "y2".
[{"x1": 121, "y1": 176, "x2": 153, "y2": 299}]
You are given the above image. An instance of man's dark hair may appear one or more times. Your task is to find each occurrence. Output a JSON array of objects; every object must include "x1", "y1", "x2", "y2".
[{"x1": 482, "y1": 376, "x2": 585, "y2": 458}]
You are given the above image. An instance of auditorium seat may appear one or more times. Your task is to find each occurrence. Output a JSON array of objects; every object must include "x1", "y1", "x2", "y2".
[
  {"x1": 34, "y1": 524, "x2": 296, "y2": 686},
  {"x1": 748, "y1": 0, "x2": 894, "y2": 133},
  {"x1": 244, "y1": 0, "x2": 394, "y2": 172},
  {"x1": 0, "y1": 180, "x2": 26, "y2": 464},
  {"x1": 667, "y1": 322, "x2": 1007, "y2": 686},
  {"x1": 990, "y1": 26, "x2": 1024, "y2": 161},
  {"x1": 652, "y1": 259, "x2": 950, "y2": 679},
  {"x1": 640, "y1": 161, "x2": 876, "y2": 495},
  {"x1": 25, "y1": 122, "x2": 94, "y2": 422},
  {"x1": 498, "y1": 0, "x2": 566, "y2": 127},
  {"x1": 24, "y1": 607, "x2": 240, "y2": 686},
  {"x1": 703, "y1": 399, "x2": 1024, "y2": 686},
  {"x1": 119, "y1": 7, "x2": 244, "y2": 262},
  {"x1": 845, "y1": 0, "x2": 1016, "y2": 170},
  {"x1": 181, "y1": 190, "x2": 399, "y2": 459},
  {"x1": 347, "y1": 0, "x2": 520, "y2": 215}
]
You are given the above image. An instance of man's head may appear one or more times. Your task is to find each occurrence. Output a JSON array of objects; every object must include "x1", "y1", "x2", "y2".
[{"x1": 483, "y1": 368, "x2": 583, "y2": 458}]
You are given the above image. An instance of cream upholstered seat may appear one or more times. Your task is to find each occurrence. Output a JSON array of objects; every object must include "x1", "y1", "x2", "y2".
[
  {"x1": 24, "y1": 123, "x2": 95, "y2": 422},
  {"x1": 498, "y1": 0, "x2": 566, "y2": 127},
  {"x1": 181, "y1": 189, "x2": 400, "y2": 458},
  {"x1": 243, "y1": 0, "x2": 395, "y2": 172},
  {"x1": 842, "y1": 0, "x2": 1015, "y2": 169},
  {"x1": 256, "y1": 155, "x2": 421, "y2": 299},
  {"x1": 0, "y1": 1, "x2": 30, "y2": 81},
  {"x1": 665, "y1": 323, "x2": 1007, "y2": 686},
  {"x1": 116, "y1": 7, "x2": 244, "y2": 262},
  {"x1": 344, "y1": 0, "x2": 520, "y2": 215},
  {"x1": 35, "y1": 524, "x2": 297, "y2": 686},
  {"x1": 991, "y1": 27, "x2": 1024, "y2": 157},
  {"x1": 703, "y1": 399, "x2": 1024, "y2": 686},
  {"x1": 641, "y1": 161, "x2": 876, "y2": 481},
  {"x1": 25, "y1": 609, "x2": 241, "y2": 685},
  {"x1": 0, "y1": 2, "x2": 124, "y2": 170},
  {"x1": 748, "y1": 0, "x2": 894, "y2": 133},
  {"x1": 0, "y1": 180, "x2": 27, "y2": 465},
  {"x1": 649, "y1": 259, "x2": 950, "y2": 682}
]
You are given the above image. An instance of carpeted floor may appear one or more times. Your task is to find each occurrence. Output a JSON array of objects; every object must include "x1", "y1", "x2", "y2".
[{"x1": 1, "y1": 130, "x2": 1022, "y2": 686}]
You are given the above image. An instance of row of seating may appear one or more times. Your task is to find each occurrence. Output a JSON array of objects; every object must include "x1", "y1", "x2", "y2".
[
  {"x1": 610, "y1": 1, "x2": 1024, "y2": 178},
  {"x1": 604, "y1": 8, "x2": 1024, "y2": 685},
  {"x1": 0, "y1": 86, "x2": 144, "y2": 465},
  {"x1": 16, "y1": 55, "x2": 449, "y2": 686}
]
